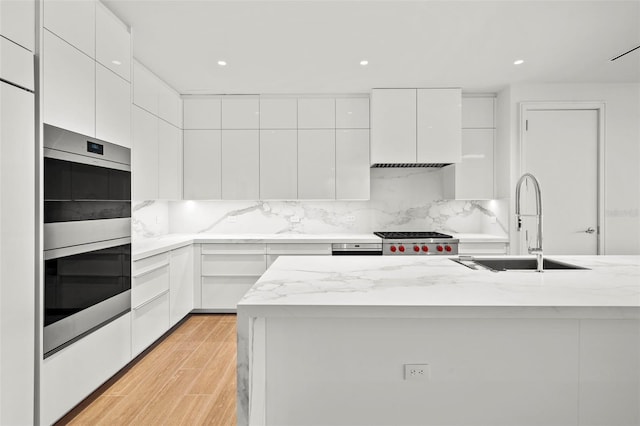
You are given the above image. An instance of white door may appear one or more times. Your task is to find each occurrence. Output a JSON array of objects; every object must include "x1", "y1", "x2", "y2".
[{"x1": 521, "y1": 108, "x2": 599, "y2": 254}]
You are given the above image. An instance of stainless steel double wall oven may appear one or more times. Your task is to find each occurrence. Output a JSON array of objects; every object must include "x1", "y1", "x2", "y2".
[{"x1": 43, "y1": 124, "x2": 131, "y2": 357}]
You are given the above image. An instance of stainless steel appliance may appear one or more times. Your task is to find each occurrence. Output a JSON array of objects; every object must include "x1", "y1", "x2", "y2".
[
  {"x1": 331, "y1": 243, "x2": 382, "y2": 255},
  {"x1": 374, "y1": 231, "x2": 459, "y2": 255},
  {"x1": 43, "y1": 124, "x2": 131, "y2": 357}
]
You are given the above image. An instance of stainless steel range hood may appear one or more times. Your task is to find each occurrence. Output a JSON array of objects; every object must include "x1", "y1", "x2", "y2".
[{"x1": 371, "y1": 163, "x2": 452, "y2": 168}]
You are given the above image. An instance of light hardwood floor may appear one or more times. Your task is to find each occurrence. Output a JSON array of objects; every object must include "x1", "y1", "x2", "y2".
[{"x1": 56, "y1": 314, "x2": 237, "y2": 425}]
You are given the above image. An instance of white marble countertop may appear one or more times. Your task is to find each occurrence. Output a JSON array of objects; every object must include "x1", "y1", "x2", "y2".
[
  {"x1": 238, "y1": 255, "x2": 640, "y2": 317},
  {"x1": 132, "y1": 232, "x2": 508, "y2": 261}
]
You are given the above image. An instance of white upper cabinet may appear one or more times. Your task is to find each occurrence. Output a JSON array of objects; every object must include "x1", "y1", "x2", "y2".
[
  {"x1": 158, "y1": 84, "x2": 182, "y2": 128},
  {"x1": 222, "y1": 130, "x2": 260, "y2": 199},
  {"x1": 0, "y1": 37, "x2": 34, "y2": 90},
  {"x1": 461, "y1": 97, "x2": 495, "y2": 128},
  {"x1": 1, "y1": 0, "x2": 35, "y2": 51},
  {"x1": 371, "y1": 88, "x2": 461, "y2": 165},
  {"x1": 259, "y1": 98, "x2": 297, "y2": 129},
  {"x1": 336, "y1": 129, "x2": 370, "y2": 200},
  {"x1": 417, "y1": 88, "x2": 461, "y2": 164},
  {"x1": 132, "y1": 106, "x2": 159, "y2": 200},
  {"x1": 183, "y1": 97, "x2": 222, "y2": 129},
  {"x1": 222, "y1": 97, "x2": 259, "y2": 129},
  {"x1": 298, "y1": 129, "x2": 336, "y2": 199},
  {"x1": 298, "y1": 98, "x2": 335, "y2": 129},
  {"x1": 95, "y1": 64, "x2": 130, "y2": 147},
  {"x1": 260, "y1": 130, "x2": 297, "y2": 199},
  {"x1": 44, "y1": 0, "x2": 95, "y2": 58},
  {"x1": 336, "y1": 98, "x2": 369, "y2": 129},
  {"x1": 442, "y1": 129, "x2": 494, "y2": 200},
  {"x1": 158, "y1": 120, "x2": 182, "y2": 200},
  {"x1": 133, "y1": 61, "x2": 160, "y2": 115},
  {"x1": 370, "y1": 89, "x2": 416, "y2": 164},
  {"x1": 183, "y1": 130, "x2": 222, "y2": 200},
  {"x1": 43, "y1": 30, "x2": 95, "y2": 137},
  {"x1": 95, "y1": 2, "x2": 131, "y2": 81}
]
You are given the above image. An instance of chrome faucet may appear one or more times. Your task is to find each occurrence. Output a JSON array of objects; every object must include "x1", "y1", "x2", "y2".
[{"x1": 515, "y1": 173, "x2": 544, "y2": 272}]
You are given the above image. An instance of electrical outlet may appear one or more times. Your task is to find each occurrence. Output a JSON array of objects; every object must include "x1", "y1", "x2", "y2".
[
  {"x1": 404, "y1": 364, "x2": 430, "y2": 381},
  {"x1": 345, "y1": 215, "x2": 356, "y2": 222},
  {"x1": 227, "y1": 215, "x2": 237, "y2": 223},
  {"x1": 290, "y1": 215, "x2": 300, "y2": 223}
]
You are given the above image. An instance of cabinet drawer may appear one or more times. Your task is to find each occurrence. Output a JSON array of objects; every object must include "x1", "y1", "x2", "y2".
[
  {"x1": 201, "y1": 243, "x2": 265, "y2": 255},
  {"x1": 133, "y1": 252, "x2": 170, "y2": 276},
  {"x1": 458, "y1": 242, "x2": 508, "y2": 255},
  {"x1": 132, "y1": 291, "x2": 169, "y2": 357},
  {"x1": 266, "y1": 243, "x2": 332, "y2": 255},
  {"x1": 132, "y1": 264, "x2": 170, "y2": 308},
  {"x1": 202, "y1": 254, "x2": 266, "y2": 276},
  {"x1": 201, "y1": 276, "x2": 258, "y2": 309}
]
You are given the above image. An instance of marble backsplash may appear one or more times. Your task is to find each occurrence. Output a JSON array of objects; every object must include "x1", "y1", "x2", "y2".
[{"x1": 133, "y1": 168, "x2": 509, "y2": 239}]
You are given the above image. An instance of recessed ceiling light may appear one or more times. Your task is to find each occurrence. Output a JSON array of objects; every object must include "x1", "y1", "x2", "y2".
[
  {"x1": 513, "y1": 59, "x2": 524, "y2": 65},
  {"x1": 111, "y1": 60, "x2": 122, "y2": 65},
  {"x1": 360, "y1": 60, "x2": 369, "y2": 66},
  {"x1": 217, "y1": 60, "x2": 227, "y2": 66}
]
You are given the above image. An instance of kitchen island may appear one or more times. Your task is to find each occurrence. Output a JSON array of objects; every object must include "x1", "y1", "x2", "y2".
[{"x1": 237, "y1": 255, "x2": 640, "y2": 426}]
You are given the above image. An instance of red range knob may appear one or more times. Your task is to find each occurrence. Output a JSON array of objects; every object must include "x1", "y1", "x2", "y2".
[
  {"x1": 422, "y1": 245, "x2": 429, "y2": 252},
  {"x1": 445, "y1": 245, "x2": 452, "y2": 252},
  {"x1": 437, "y1": 245, "x2": 444, "y2": 252},
  {"x1": 398, "y1": 245, "x2": 405, "y2": 252},
  {"x1": 390, "y1": 245, "x2": 397, "y2": 253},
  {"x1": 413, "y1": 245, "x2": 420, "y2": 252}
]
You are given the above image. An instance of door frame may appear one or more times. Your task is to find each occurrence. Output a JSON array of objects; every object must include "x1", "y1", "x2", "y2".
[{"x1": 518, "y1": 101, "x2": 606, "y2": 254}]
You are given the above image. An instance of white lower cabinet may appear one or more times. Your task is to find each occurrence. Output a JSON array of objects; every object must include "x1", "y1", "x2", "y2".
[
  {"x1": 40, "y1": 313, "x2": 131, "y2": 426},
  {"x1": 298, "y1": 129, "x2": 336, "y2": 199},
  {"x1": 458, "y1": 241, "x2": 509, "y2": 255},
  {"x1": 199, "y1": 243, "x2": 266, "y2": 310},
  {"x1": 170, "y1": 245, "x2": 194, "y2": 326},
  {"x1": 266, "y1": 243, "x2": 332, "y2": 268}
]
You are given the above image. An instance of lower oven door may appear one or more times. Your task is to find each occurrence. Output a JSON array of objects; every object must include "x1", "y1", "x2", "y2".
[{"x1": 43, "y1": 240, "x2": 131, "y2": 357}]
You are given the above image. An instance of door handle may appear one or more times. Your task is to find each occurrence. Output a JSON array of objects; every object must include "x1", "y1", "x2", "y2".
[{"x1": 585, "y1": 227, "x2": 596, "y2": 234}]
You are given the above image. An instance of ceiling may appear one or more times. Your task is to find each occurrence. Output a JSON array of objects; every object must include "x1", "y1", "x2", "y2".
[{"x1": 103, "y1": 0, "x2": 640, "y2": 95}]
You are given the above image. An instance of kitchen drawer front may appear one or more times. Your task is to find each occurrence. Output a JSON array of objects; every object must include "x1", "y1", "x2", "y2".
[
  {"x1": 131, "y1": 291, "x2": 170, "y2": 357},
  {"x1": 458, "y1": 242, "x2": 508, "y2": 255},
  {"x1": 201, "y1": 276, "x2": 258, "y2": 309},
  {"x1": 266, "y1": 243, "x2": 332, "y2": 255},
  {"x1": 132, "y1": 252, "x2": 170, "y2": 276},
  {"x1": 266, "y1": 253, "x2": 329, "y2": 269},
  {"x1": 201, "y1": 243, "x2": 265, "y2": 255},
  {"x1": 132, "y1": 264, "x2": 170, "y2": 309},
  {"x1": 201, "y1": 254, "x2": 266, "y2": 276}
]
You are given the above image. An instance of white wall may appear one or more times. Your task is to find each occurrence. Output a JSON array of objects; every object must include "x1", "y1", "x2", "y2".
[{"x1": 498, "y1": 83, "x2": 640, "y2": 254}]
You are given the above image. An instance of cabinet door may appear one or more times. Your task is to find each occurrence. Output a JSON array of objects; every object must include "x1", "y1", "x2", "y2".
[
  {"x1": 298, "y1": 98, "x2": 335, "y2": 129},
  {"x1": 336, "y1": 129, "x2": 370, "y2": 200},
  {"x1": 0, "y1": 0, "x2": 35, "y2": 51},
  {"x1": 132, "y1": 291, "x2": 169, "y2": 357},
  {"x1": 442, "y1": 129, "x2": 494, "y2": 200},
  {"x1": 132, "y1": 106, "x2": 158, "y2": 200},
  {"x1": 0, "y1": 37, "x2": 34, "y2": 90},
  {"x1": 370, "y1": 89, "x2": 416, "y2": 164},
  {"x1": 336, "y1": 98, "x2": 369, "y2": 129},
  {"x1": 95, "y1": 2, "x2": 131, "y2": 81},
  {"x1": 183, "y1": 97, "x2": 221, "y2": 129},
  {"x1": 96, "y1": 64, "x2": 131, "y2": 147},
  {"x1": 158, "y1": 120, "x2": 182, "y2": 200},
  {"x1": 43, "y1": 30, "x2": 95, "y2": 137},
  {"x1": 221, "y1": 130, "x2": 259, "y2": 199},
  {"x1": 158, "y1": 84, "x2": 181, "y2": 128},
  {"x1": 298, "y1": 129, "x2": 335, "y2": 199},
  {"x1": 133, "y1": 61, "x2": 159, "y2": 115},
  {"x1": 183, "y1": 130, "x2": 221, "y2": 199},
  {"x1": 417, "y1": 88, "x2": 461, "y2": 164},
  {"x1": 260, "y1": 129, "x2": 297, "y2": 199},
  {"x1": 222, "y1": 96, "x2": 259, "y2": 129},
  {"x1": 170, "y1": 246, "x2": 194, "y2": 326},
  {"x1": 43, "y1": 0, "x2": 95, "y2": 58},
  {"x1": 462, "y1": 97, "x2": 495, "y2": 129},
  {"x1": 260, "y1": 98, "x2": 297, "y2": 129}
]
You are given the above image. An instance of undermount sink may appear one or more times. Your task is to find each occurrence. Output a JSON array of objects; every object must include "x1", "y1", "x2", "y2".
[{"x1": 453, "y1": 257, "x2": 589, "y2": 271}]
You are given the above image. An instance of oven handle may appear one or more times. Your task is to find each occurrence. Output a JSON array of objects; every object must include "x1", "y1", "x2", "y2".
[{"x1": 44, "y1": 237, "x2": 131, "y2": 260}]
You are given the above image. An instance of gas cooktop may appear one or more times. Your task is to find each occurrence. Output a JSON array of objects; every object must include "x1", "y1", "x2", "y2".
[
  {"x1": 374, "y1": 231, "x2": 459, "y2": 255},
  {"x1": 374, "y1": 231, "x2": 454, "y2": 239}
]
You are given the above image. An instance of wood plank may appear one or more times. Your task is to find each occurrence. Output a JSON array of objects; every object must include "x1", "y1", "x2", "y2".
[{"x1": 55, "y1": 314, "x2": 237, "y2": 425}]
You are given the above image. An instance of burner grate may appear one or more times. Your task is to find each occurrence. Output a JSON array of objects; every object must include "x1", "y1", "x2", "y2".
[{"x1": 374, "y1": 231, "x2": 453, "y2": 239}]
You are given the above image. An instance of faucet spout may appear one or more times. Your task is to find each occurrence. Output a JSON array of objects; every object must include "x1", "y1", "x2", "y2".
[{"x1": 515, "y1": 173, "x2": 543, "y2": 272}]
